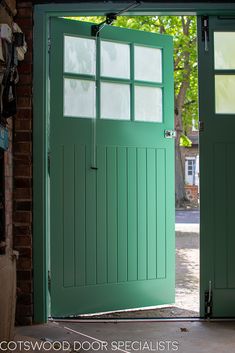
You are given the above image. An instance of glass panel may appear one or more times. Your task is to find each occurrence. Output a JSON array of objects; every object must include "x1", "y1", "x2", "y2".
[
  {"x1": 101, "y1": 41, "x2": 130, "y2": 79},
  {"x1": 135, "y1": 46, "x2": 162, "y2": 82},
  {"x1": 101, "y1": 83, "x2": 130, "y2": 120},
  {"x1": 64, "y1": 36, "x2": 96, "y2": 75},
  {"x1": 64, "y1": 78, "x2": 95, "y2": 118},
  {"x1": 214, "y1": 32, "x2": 235, "y2": 70},
  {"x1": 215, "y1": 75, "x2": 235, "y2": 114},
  {"x1": 135, "y1": 86, "x2": 162, "y2": 122}
]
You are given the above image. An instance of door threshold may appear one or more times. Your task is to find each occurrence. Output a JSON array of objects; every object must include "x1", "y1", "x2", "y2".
[
  {"x1": 51, "y1": 317, "x2": 229, "y2": 323},
  {"x1": 50, "y1": 317, "x2": 235, "y2": 323}
]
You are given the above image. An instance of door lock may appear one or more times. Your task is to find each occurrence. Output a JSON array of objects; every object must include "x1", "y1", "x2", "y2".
[{"x1": 164, "y1": 130, "x2": 176, "y2": 139}]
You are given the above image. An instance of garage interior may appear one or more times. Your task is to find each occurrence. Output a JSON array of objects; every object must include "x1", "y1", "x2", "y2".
[{"x1": 1, "y1": 1, "x2": 235, "y2": 352}]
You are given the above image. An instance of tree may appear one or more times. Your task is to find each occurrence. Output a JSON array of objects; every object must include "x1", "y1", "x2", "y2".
[{"x1": 72, "y1": 15, "x2": 198, "y2": 207}]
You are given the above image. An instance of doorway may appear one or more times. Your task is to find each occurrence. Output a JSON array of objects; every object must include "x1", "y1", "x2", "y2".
[
  {"x1": 48, "y1": 15, "x2": 200, "y2": 319},
  {"x1": 33, "y1": 4, "x2": 235, "y2": 323}
]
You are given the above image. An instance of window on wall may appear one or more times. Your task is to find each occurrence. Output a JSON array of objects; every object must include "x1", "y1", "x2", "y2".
[
  {"x1": 187, "y1": 159, "x2": 195, "y2": 176},
  {"x1": 185, "y1": 157, "x2": 197, "y2": 186},
  {"x1": 63, "y1": 35, "x2": 163, "y2": 122}
]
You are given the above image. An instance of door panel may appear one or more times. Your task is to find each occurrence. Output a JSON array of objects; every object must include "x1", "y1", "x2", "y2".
[
  {"x1": 50, "y1": 18, "x2": 174, "y2": 317},
  {"x1": 199, "y1": 16, "x2": 235, "y2": 317}
]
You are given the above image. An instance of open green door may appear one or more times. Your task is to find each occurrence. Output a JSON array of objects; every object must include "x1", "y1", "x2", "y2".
[
  {"x1": 199, "y1": 16, "x2": 235, "y2": 317},
  {"x1": 50, "y1": 17, "x2": 174, "y2": 317}
]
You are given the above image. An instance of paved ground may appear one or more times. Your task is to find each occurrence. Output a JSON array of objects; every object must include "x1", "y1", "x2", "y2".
[
  {"x1": 15, "y1": 321, "x2": 235, "y2": 353},
  {"x1": 176, "y1": 210, "x2": 200, "y2": 224},
  {"x1": 87, "y1": 210, "x2": 200, "y2": 319}
]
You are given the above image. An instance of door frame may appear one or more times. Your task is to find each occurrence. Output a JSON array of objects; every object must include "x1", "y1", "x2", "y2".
[{"x1": 33, "y1": 2, "x2": 235, "y2": 323}]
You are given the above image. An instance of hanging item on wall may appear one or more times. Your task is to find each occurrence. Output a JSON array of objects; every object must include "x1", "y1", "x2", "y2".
[
  {"x1": 0, "y1": 124, "x2": 8, "y2": 150},
  {"x1": 0, "y1": 21, "x2": 27, "y2": 125}
]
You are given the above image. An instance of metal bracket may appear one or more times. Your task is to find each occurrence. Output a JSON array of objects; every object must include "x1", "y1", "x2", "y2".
[
  {"x1": 91, "y1": 13, "x2": 117, "y2": 37},
  {"x1": 199, "y1": 121, "x2": 204, "y2": 133},
  {"x1": 205, "y1": 280, "x2": 213, "y2": 319},
  {"x1": 164, "y1": 130, "x2": 176, "y2": 139},
  {"x1": 202, "y1": 16, "x2": 209, "y2": 52},
  {"x1": 91, "y1": 1, "x2": 141, "y2": 37}
]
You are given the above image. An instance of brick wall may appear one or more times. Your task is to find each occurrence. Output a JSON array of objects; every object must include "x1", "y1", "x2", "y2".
[
  {"x1": 4, "y1": 119, "x2": 13, "y2": 251},
  {"x1": 14, "y1": 1, "x2": 33, "y2": 325},
  {"x1": 185, "y1": 185, "x2": 199, "y2": 206}
]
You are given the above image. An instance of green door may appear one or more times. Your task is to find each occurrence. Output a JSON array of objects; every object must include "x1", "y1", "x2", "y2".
[
  {"x1": 199, "y1": 16, "x2": 235, "y2": 317},
  {"x1": 50, "y1": 17, "x2": 174, "y2": 317}
]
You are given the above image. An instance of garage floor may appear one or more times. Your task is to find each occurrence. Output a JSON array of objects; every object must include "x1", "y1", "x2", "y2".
[{"x1": 15, "y1": 320, "x2": 235, "y2": 353}]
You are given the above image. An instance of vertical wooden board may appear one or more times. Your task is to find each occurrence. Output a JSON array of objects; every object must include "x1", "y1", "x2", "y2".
[
  {"x1": 227, "y1": 144, "x2": 235, "y2": 288},
  {"x1": 74, "y1": 145, "x2": 86, "y2": 287},
  {"x1": 107, "y1": 146, "x2": 118, "y2": 283},
  {"x1": 117, "y1": 147, "x2": 128, "y2": 283},
  {"x1": 147, "y1": 149, "x2": 157, "y2": 280},
  {"x1": 51, "y1": 145, "x2": 64, "y2": 288},
  {"x1": 63, "y1": 144, "x2": 75, "y2": 287},
  {"x1": 127, "y1": 147, "x2": 138, "y2": 281},
  {"x1": 137, "y1": 148, "x2": 147, "y2": 281},
  {"x1": 214, "y1": 143, "x2": 227, "y2": 289},
  {"x1": 156, "y1": 149, "x2": 166, "y2": 279},
  {"x1": 85, "y1": 146, "x2": 97, "y2": 285},
  {"x1": 96, "y1": 146, "x2": 107, "y2": 284}
]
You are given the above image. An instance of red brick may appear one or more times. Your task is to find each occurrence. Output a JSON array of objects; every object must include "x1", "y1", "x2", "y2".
[
  {"x1": 15, "y1": 201, "x2": 32, "y2": 211},
  {"x1": 16, "y1": 304, "x2": 33, "y2": 317},
  {"x1": 16, "y1": 281, "x2": 32, "y2": 294},
  {"x1": 18, "y1": 73, "x2": 32, "y2": 85},
  {"x1": 16, "y1": 109, "x2": 32, "y2": 120},
  {"x1": 14, "y1": 165, "x2": 31, "y2": 178},
  {"x1": 14, "y1": 155, "x2": 32, "y2": 164},
  {"x1": 14, "y1": 188, "x2": 32, "y2": 200},
  {"x1": 18, "y1": 257, "x2": 32, "y2": 270},
  {"x1": 14, "y1": 236, "x2": 32, "y2": 246},
  {"x1": 14, "y1": 142, "x2": 32, "y2": 154},
  {"x1": 17, "y1": 270, "x2": 32, "y2": 281},
  {"x1": 16, "y1": 2, "x2": 32, "y2": 8},
  {"x1": 16, "y1": 85, "x2": 32, "y2": 96},
  {"x1": 16, "y1": 315, "x2": 32, "y2": 326},
  {"x1": 15, "y1": 119, "x2": 31, "y2": 131},
  {"x1": 14, "y1": 225, "x2": 32, "y2": 235},
  {"x1": 18, "y1": 62, "x2": 32, "y2": 75},
  {"x1": 14, "y1": 130, "x2": 32, "y2": 140},
  {"x1": 17, "y1": 96, "x2": 32, "y2": 108},
  {"x1": 17, "y1": 7, "x2": 32, "y2": 18},
  {"x1": 14, "y1": 178, "x2": 31, "y2": 188},
  {"x1": 17, "y1": 293, "x2": 32, "y2": 305},
  {"x1": 14, "y1": 211, "x2": 32, "y2": 223}
]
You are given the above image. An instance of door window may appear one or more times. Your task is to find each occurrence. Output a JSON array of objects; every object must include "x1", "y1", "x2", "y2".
[
  {"x1": 63, "y1": 36, "x2": 163, "y2": 122},
  {"x1": 214, "y1": 32, "x2": 235, "y2": 114}
]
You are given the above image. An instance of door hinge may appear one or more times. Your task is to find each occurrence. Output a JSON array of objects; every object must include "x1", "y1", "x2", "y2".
[
  {"x1": 48, "y1": 151, "x2": 50, "y2": 174},
  {"x1": 164, "y1": 130, "x2": 176, "y2": 139},
  {"x1": 48, "y1": 270, "x2": 51, "y2": 289},
  {"x1": 48, "y1": 37, "x2": 51, "y2": 53},
  {"x1": 205, "y1": 280, "x2": 213, "y2": 319},
  {"x1": 202, "y1": 16, "x2": 209, "y2": 52},
  {"x1": 199, "y1": 121, "x2": 204, "y2": 132}
]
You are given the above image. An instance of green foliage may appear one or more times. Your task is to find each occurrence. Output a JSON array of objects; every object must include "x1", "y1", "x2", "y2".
[
  {"x1": 180, "y1": 134, "x2": 192, "y2": 147},
  {"x1": 69, "y1": 15, "x2": 198, "y2": 133}
]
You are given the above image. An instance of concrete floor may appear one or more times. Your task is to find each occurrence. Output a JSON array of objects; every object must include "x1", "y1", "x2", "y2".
[{"x1": 15, "y1": 320, "x2": 235, "y2": 353}]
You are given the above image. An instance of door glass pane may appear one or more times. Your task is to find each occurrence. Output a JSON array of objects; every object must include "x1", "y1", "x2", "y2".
[
  {"x1": 215, "y1": 75, "x2": 235, "y2": 114},
  {"x1": 214, "y1": 32, "x2": 235, "y2": 70},
  {"x1": 101, "y1": 82, "x2": 130, "y2": 120},
  {"x1": 135, "y1": 86, "x2": 162, "y2": 122},
  {"x1": 135, "y1": 46, "x2": 162, "y2": 82},
  {"x1": 64, "y1": 36, "x2": 96, "y2": 75},
  {"x1": 64, "y1": 78, "x2": 95, "y2": 118},
  {"x1": 101, "y1": 41, "x2": 130, "y2": 79}
]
